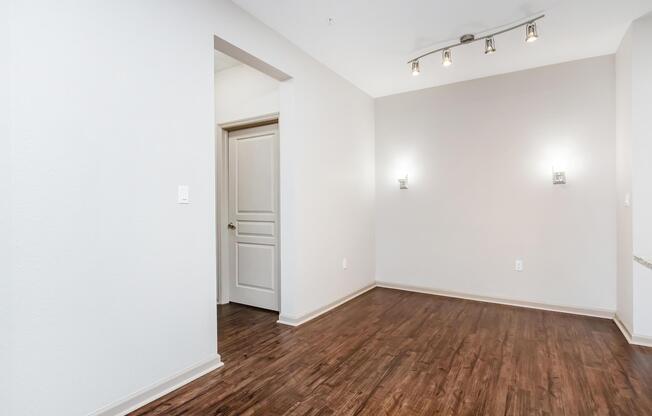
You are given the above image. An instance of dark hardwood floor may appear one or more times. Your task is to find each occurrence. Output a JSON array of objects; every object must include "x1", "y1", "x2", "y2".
[{"x1": 131, "y1": 288, "x2": 652, "y2": 415}]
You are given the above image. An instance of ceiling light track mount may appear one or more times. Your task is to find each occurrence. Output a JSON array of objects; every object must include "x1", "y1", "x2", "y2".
[
  {"x1": 460, "y1": 34, "x2": 475, "y2": 44},
  {"x1": 408, "y1": 13, "x2": 544, "y2": 74}
]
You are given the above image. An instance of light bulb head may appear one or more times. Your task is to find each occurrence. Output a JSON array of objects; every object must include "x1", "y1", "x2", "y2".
[
  {"x1": 484, "y1": 37, "x2": 496, "y2": 54},
  {"x1": 526, "y1": 22, "x2": 539, "y2": 42},
  {"x1": 398, "y1": 175, "x2": 408, "y2": 189},
  {"x1": 552, "y1": 170, "x2": 566, "y2": 185},
  {"x1": 411, "y1": 60, "x2": 420, "y2": 76},
  {"x1": 442, "y1": 49, "x2": 452, "y2": 67}
]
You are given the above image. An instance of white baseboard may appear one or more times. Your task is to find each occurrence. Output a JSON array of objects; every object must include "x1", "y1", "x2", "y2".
[
  {"x1": 90, "y1": 354, "x2": 223, "y2": 416},
  {"x1": 275, "y1": 281, "x2": 649, "y2": 349},
  {"x1": 629, "y1": 332, "x2": 652, "y2": 347},
  {"x1": 277, "y1": 283, "x2": 376, "y2": 326},
  {"x1": 376, "y1": 281, "x2": 616, "y2": 320},
  {"x1": 614, "y1": 315, "x2": 652, "y2": 348}
]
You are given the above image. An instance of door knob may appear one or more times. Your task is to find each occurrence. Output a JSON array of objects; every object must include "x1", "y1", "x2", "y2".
[{"x1": 228, "y1": 222, "x2": 236, "y2": 230}]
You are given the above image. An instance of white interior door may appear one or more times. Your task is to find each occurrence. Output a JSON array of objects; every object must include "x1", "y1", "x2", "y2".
[{"x1": 228, "y1": 124, "x2": 279, "y2": 311}]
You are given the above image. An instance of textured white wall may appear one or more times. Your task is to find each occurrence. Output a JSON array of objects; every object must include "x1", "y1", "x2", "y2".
[
  {"x1": 214, "y1": 63, "x2": 279, "y2": 125},
  {"x1": 7, "y1": 1, "x2": 374, "y2": 415},
  {"x1": 375, "y1": 56, "x2": 617, "y2": 313}
]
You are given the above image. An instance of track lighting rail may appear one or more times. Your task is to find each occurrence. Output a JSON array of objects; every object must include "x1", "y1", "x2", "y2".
[{"x1": 407, "y1": 14, "x2": 545, "y2": 65}]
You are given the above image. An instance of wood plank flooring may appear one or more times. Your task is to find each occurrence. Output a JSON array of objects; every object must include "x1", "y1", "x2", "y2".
[{"x1": 130, "y1": 288, "x2": 652, "y2": 415}]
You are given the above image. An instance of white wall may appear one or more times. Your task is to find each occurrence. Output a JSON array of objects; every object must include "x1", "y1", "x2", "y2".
[
  {"x1": 277, "y1": 68, "x2": 375, "y2": 321},
  {"x1": 616, "y1": 28, "x2": 634, "y2": 333},
  {"x1": 631, "y1": 14, "x2": 652, "y2": 338},
  {"x1": 0, "y1": 0, "x2": 11, "y2": 410},
  {"x1": 615, "y1": 14, "x2": 652, "y2": 340},
  {"x1": 621, "y1": 14, "x2": 652, "y2": 340},
  {"x1": 9, "y1": 3, "x2": 220, "y2": 415},
  {"x1": 214, "y1": 63, "x2": 279, "y2": 124},
  {"x1": 7, "y1": 1, "x2": 374, "y2": 415},
  {"x1": 375, "y1": 56, "x2": 617, "y2": 313}
]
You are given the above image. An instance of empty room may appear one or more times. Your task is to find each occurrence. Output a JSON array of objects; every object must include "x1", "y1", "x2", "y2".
[{"x1": 2, "y1": 0, "x2": 652, "y2": 415}]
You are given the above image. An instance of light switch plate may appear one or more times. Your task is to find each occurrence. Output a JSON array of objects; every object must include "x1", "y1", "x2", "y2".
[{"x1": 178, "y1": 185, "x2": 190, "y2": 204}]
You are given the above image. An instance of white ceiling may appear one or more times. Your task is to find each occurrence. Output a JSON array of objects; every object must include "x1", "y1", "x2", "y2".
[
  {"x1": 232, "y1": 0, "x2": 652, "y2": 97},
  {"x1": 214, "y1": 50, "x2": 243, "y2": 73}
]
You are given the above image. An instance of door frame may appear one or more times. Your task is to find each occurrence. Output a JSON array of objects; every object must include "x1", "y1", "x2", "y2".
[{"x1": 216, "y1": 113, "x2": 280, "y2": 308}]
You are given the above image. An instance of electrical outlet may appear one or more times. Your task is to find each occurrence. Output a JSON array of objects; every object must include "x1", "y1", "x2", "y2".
[
  {"x1": 515, "y1": 259, "x2": 524, "y2": 272},
  {"x1": 342, "y1": 258, "x2": 348, "y2": 270}
]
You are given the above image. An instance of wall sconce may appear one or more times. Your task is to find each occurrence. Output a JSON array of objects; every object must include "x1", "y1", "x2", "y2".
[
  {"x1": 398, "y1": 175, "x2": 408, "y2": 189},
  {"x1": 552, "y1": 169, "x2": 566, "y2": 185}
]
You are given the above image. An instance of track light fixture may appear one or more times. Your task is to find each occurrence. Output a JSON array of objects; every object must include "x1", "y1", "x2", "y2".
[
  {"x1": 484, "y1": 37, "x2": 496, "y2": 54},
  {"x1": 525, "y1": 22, "x2": 539, "y2": 42},
  {"x1": 442, "y1": 49, "x2": 452, "y2": 67},
  {"x1": 411, "y1": 60, "x2": 420, "y2": 76},
  {"x1": 407, "y1": 14, "x2": 544, "y2": 74}
]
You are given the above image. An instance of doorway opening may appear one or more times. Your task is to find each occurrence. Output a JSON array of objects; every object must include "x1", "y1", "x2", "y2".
[{"x1": 213, "y1": 39, "x2": 289, "y2": 321}]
